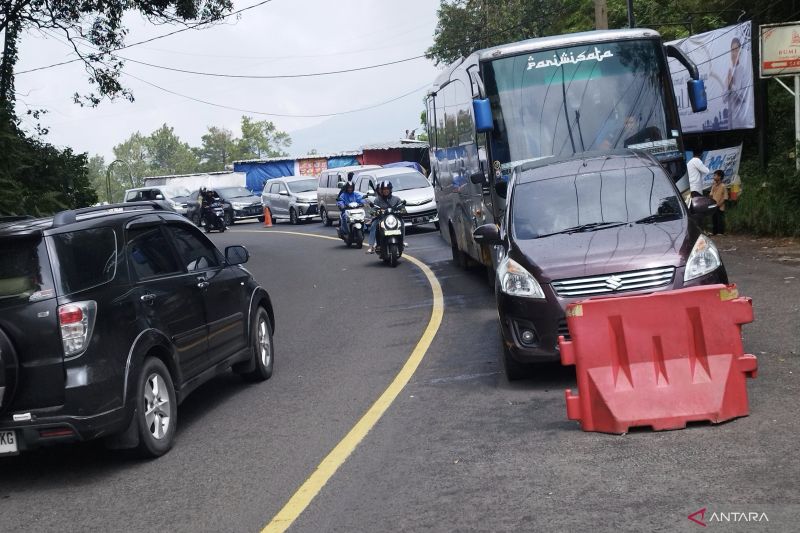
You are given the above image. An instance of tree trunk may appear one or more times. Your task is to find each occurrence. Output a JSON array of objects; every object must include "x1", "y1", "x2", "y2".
[{"x1": 0, "y1": 11, "x2": 20, "y2": 111}]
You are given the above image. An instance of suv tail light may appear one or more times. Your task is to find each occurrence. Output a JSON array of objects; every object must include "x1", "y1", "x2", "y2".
[{"x1": 58, "y1": 301, "x2": 97, "y2": 358}]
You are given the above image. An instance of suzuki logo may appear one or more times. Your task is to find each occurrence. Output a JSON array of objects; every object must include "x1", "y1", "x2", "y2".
[{"x1": 604, "y1": 275, "x2": 623, "y2": 290}]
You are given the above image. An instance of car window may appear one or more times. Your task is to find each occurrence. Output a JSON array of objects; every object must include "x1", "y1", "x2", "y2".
[
  {"x1": 51, "y1": 227, "x2": 117, "y2": 295},
  {"x1": 126, "y1": 226, "x2": 181, "y2": 280},
  {"x1": 278, "y1": 184, "x2": 288, "y2": 194},
  {"x1": 0, "y1": 237, "x2": 56, "y2": 305},
  {"x1": 269, "y1": 182, "x2": 278, "y2": 194},
  {"x1": 124, "y1": 191, "x2": 137, "y2": 202},
  {"x1": 169, "y1": 225, "x2": 221, "y2": 272}
]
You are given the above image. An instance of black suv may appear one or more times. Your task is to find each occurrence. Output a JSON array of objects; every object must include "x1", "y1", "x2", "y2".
[{"x1": 0, "y1": 202, "x2": 275, "y2": 457}]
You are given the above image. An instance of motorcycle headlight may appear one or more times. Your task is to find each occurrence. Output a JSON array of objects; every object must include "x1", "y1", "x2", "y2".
[
  {"x1": 684, "y1": 234, "x2": 721, "y2": 282},
  {"x1": 384, "y1": 214, "x2": 400, "y2": 229},
  {"x1": 498, "y1": 257, "x2": 545, "y2": 299}
]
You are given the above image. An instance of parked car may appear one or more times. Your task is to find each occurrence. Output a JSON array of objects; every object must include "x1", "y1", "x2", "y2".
[
  {"x1": 317, "y1": 165, "x2": 379, "y2": 226},
  {"x1": 354, "y1": 168, "x2": 439, "y2": 228},
  {"x1": 473, "y1": 151, "x2": 728, "y2": 380},
  {"x1": 215, "y1": 186, "x2": 265, "y2": 224},
  {"x1": 261, "y1": 175, "x2": 319, "y2": 224},
  {"x1": 124, "y1": 186, "x2": 191, "y2": 215},
  {"x1": 185, "y1": 189, "x2": 234, "y2": 227},
  {"x1": 0, "y1": 201, "x2": 276, "y2": 457}
]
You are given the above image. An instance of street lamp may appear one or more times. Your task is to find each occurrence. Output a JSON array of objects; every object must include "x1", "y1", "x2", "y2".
[{"x1": 105, "y1": 159, "x2": 135, "y2": 204}]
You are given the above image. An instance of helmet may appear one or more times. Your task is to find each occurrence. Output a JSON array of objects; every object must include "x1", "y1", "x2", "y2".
[
  {"x1": 345, "y1": 181, "x2": 355, "y2": 192},
  {"x1": 377, "y1": 180, "x2": 393, "y2": 194}
]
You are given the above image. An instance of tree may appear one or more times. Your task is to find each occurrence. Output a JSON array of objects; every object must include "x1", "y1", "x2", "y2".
[
  {"x1": 0, "y1": 1, "x2": 234, "y2": 111},
  {"x1": 148, "y1": 124, "x2": 198, "y2": 175},
  {"x1": 196, "y1": 126, "x2": 239, "y2": 171},
  {"x1": 237, "y1": 116, "x2": 292, "y2": 159},
  {"x1": 112, "y1": 132, "x2": 151, "y2": 186}
]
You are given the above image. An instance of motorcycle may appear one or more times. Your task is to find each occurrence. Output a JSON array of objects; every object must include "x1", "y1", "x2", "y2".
[
  {"x1": 338, "y1": 201, "x2": 366, "y2": 248},
  {"x1": 202, "y1": 201, "x2": 227, "y2": 233},
  {"x1": 371, "y1": 200, "x2": 406, "y2": 267}
]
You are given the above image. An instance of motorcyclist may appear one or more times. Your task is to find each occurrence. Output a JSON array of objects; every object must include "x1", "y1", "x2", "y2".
[
  {"x1": 366, "y1": 180, "x2": 404, "y2": 254},
  {"x1": 336, "y1": 181, "x2": 366, "y2": 232}
]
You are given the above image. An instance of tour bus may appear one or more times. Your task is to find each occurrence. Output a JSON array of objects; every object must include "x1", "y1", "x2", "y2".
[{"x1": 425, "y1": 28, "x2": 707, "y2": 269}]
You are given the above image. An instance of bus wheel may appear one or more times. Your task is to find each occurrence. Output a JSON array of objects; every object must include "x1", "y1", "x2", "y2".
[{"x1": 450, "y1": 229, "x2": 468, "y2": 269}]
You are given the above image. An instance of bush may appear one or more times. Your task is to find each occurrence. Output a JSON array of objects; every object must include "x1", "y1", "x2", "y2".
[{"x1": 727, "y1": 159, "x2": 800, "y2": 237}]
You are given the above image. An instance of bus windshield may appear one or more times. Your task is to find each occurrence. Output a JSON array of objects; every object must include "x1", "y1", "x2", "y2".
[{"x1": 483, "y1": 39, "x2": 678, "y2": 174}]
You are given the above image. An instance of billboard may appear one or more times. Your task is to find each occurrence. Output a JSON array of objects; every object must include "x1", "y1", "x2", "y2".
[
  {"x1": 668, "y1": 22, "x2": 755, "y2": 132},
  {"x1": 698, "y1": 144, "x2": 743, "y2": 190},
  {"x1": 760, "y1": 22, "x2": 800, "y2": 77}
]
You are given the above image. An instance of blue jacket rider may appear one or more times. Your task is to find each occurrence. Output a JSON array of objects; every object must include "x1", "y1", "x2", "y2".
[{"x1": 336, "y1": 181, "x2": 365, "y2": 231}]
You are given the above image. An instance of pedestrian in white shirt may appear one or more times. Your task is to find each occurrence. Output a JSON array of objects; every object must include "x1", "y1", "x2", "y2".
[{"x1": 687, "y1": 150, "x2": 710, "y2": 197}]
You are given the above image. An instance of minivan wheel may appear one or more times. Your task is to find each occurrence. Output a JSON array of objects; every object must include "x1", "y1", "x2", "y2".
[
  {"x1": 240, "y1": 307, "x2": 274, "y2": 382},
  {"x1": 135, "y1": 357, "x2": 177, "y2": 457},
  {"x1": 290, "y1": 208, "x2": 299, "y2": 225},
  {"x1": 321, "y1": 207, "x2": 332, "y2": 226},
  {"x1": 501, "y1": 340, "x2": 528, "y2": 382},
  {"x1": 225, "y1": 212, "x2": 234, "y2": 226}
]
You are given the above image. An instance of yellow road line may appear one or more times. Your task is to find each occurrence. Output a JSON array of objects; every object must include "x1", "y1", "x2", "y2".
[{"x1": 247, "y1": 230, "x2": 443, "y2": 533}]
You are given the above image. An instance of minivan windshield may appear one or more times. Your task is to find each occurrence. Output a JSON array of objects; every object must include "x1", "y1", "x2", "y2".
[
  {"x1": 512, "y1": 166, "x2": 682, "y2": 240},
  {"x1": 217, "y1": 187, "x2": 255, "y2": 199},
  {"x1": 287, "y1": 179, "x2": 317, "y2": 193},
  {"x1": 382, "y1": 172, "x2": 430, "y2": 191}
]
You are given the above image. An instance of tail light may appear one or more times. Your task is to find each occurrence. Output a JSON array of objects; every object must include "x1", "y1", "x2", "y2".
[{"x1": 58, "y1": 301, "x2": 97, "y2": 358}]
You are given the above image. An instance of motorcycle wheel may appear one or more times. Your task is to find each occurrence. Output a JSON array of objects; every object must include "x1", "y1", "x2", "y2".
[
  {"x1": 354, "y1": 229, "x2": 363, "y2": 249},
  {"x1": 389, "y1": 243, "x2": 399, "y2": 267}
]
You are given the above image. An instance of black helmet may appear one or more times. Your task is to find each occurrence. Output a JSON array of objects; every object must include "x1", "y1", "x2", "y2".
[
  {"x1": 345, "y1": 181, "x2": 355, "y2": 192},
  {"x1": 377, "y1": 180, "x2": 393, "y2": 193}
]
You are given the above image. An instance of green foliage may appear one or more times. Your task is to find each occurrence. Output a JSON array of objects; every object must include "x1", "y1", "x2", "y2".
[
  {"x1": 237, "y1": 116, "x2": 291, "y2": 160},
  {"x1": 727, "y1": 160, "x2": 800, "y2": 237},
  {"x1": 195, "y1": 126, "x2": 238, "y2": 171},
  {"x1": 0, "y1": 110, "x2": 96, "y2": 216}
]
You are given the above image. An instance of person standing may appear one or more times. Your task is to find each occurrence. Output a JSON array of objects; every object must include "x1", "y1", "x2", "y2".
[
  {"x1": 709, "y1": 169, "x2": 729, "y2": 235},
  {"x1": 687, "y1": 150, "x2": 710, "y2": 197}
]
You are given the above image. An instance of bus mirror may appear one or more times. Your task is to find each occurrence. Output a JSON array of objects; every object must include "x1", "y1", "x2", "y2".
[
  {"x1": 687, "y1": 79, "x2": 707, "y2": 113},
  {"x1": 494, "y1": 180, "x2": 508, "y2": 198},
  {"x1": 469, "y1": 171, "x2": 486, "y2": 185},
  {"x1": 473, "y1": 98, "x2": 494, "y2": 132}
]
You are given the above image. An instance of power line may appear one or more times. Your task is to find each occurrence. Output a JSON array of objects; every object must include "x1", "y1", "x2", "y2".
[
  {"x1": 118, "y1": 54, "x2": 427, "y2": 79},
  {"x1": 16, "y1": 0, "x2": 277, "y2": 75},
  {"x1": 122, "y1": 70, "x2": 428, "y2": 118}
]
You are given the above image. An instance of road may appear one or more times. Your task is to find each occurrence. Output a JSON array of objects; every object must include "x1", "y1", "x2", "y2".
[{"x1": 1, "y1": 221, "x2": 798, "y2": 532}]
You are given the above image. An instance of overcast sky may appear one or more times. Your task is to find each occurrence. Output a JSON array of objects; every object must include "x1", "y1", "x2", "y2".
[{"x1": 13, "y1": 0, "x2": 442, "y2": 161}]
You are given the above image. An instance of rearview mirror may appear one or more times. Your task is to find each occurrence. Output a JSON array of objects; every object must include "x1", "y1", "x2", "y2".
[
  {"x1": 155, "y1": 194, "x2": 164, "y2": 200},
  {"x1": 473, "y1": 98, "x2": 494, "y2": 133},
  {"x1": 469, "y1": 171, "x2": 485, "y2": 185},
  {"x1": 687, "y1": 79, "x2": 707, "y2": 113},
  {"x1": 225, "y1": 245, "x2": 249, "y2": 265},
  {"x1": 279, "y1": 190, "x2": 289, "y2": 196},
  {"x1": 689, "y1": 196, "x2": 717, "y2": 217},
  {"x1": 473, "y1": 224, "x2": 501, "y2": 244},
  {"x1": 494, "y1": 180, "x2": 508, "y2": 199}
]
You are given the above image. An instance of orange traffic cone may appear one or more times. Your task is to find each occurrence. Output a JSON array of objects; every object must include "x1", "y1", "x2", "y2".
[{"x1": 263, "y1": 207, "x2": 273, "y2": 227}]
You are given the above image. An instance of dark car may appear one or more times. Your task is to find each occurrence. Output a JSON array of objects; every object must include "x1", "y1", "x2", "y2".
[
  {"x1": 474, "y1": 151, "x2": 728, "y2": 380},
  {"x1": 0, "y1": 202, "x2": 275, "y2": 457},
  {"x1": 185, "y1": 189, "x2": 235, "y2": 227},
  {"x1": 215, "y1": 186, "x2": 265, "y2": 224}
]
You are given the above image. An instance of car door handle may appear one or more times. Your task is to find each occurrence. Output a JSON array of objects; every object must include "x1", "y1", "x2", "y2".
[
  {"x1": 141, "y1": 294, "x2": 155, "y2": 304},
  {"x1": 197, "y1": 281, "x2": 210, "y2": 290}
]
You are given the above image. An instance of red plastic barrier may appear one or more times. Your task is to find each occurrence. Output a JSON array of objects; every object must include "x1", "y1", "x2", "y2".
[{"x1": 559, "y1": 284, "x2": 757, "y2": 434}]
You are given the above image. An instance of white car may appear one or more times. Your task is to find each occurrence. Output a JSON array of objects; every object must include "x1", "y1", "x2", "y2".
[
  {"x1": 354, "y1": 168, "x2": 439, "y2": 228},
  {"x1": 123, "y1": 186, "x2": 191, "y2": 215},
  {"x1": 261, "y1": 176, "x2": 319, "y2": 224}
]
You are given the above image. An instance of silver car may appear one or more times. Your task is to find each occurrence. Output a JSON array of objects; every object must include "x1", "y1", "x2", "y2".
[
  {"x1": 316, "y1": 165, "x2": 380, "y2": 226},
  {"x1": 354, "y1": 168, "x2": 439, "y2": 228},
  {"x1": 262, "y1": 176, "x2": 319, "y2": 224},
  {"x1": 123, "y1": 186, "x2": 190, "y2": 215}
]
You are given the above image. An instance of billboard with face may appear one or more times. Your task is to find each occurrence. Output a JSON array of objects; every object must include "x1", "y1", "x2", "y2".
[{"x1": 668, "y1": 22, "x2": 755, "y2": 132}]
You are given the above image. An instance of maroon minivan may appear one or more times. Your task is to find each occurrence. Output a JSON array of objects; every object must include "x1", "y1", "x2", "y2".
[{"x1": 474, "y1": 151, "x2": 727, "y2": 380}]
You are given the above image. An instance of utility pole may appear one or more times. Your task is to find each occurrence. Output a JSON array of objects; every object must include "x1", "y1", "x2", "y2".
[
  {"x1": 594, "y1": 0, "x2": 608, "y2": 30},
  {"x1": 627, "y1": 0, "x2": 635, "y2": 28}
]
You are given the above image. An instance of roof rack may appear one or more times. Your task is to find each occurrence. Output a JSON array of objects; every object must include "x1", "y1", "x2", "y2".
[{"x1": 52, "y1": 201, "x2": 171, "y2": 228}]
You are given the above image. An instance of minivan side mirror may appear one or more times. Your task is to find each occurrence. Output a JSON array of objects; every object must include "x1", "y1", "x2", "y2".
[
  {"x1": 225, "y1": 245, "x2": 249, "y2": 265},
  {"x1": 473, "y1": 224, "x2": 501, "y2": 244},
  {"x1": 473, "y1": 98, "x2": 494, "y2": 133},
  {"x1": 494, "y1": 180, "x2": 508, "y2": 198},
  {"x1": 689, "y1": 196, "x2": 717, "y2": 217},
  {"x1": 155, "y1": 194, "x2": 164, "y2": 200}
]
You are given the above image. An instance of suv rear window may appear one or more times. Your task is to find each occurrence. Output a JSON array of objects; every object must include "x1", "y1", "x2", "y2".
[
  {"x1": 51, "y1": 227, "x2": 117, "y2": 294},
  {"x1": 0, "y1": 237, "x2": 56, "y2": 304}
]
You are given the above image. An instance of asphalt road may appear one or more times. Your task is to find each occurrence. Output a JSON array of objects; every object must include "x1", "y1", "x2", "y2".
[{"x1": 1, "y1": 220, "x2": 798, "y2": 532}]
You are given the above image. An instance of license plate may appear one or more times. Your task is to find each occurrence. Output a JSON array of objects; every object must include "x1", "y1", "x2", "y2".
[
  {"x1": 0, "y1": 430, "x2": 18, "y2": 455},
  {"x1": 384, "y1": 230, "x2": 402, "y2": 235}
]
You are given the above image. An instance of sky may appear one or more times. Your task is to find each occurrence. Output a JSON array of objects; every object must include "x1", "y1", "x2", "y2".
[{"x1": 13, "y1": 0, "x2": 443, "y2": 161}]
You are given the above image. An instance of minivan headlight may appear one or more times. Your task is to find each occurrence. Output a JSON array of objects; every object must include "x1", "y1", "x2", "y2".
[
  {"x1": 498, "y1": 257, "x2": 545, "y2": 299},
  {"x1": 684, "y1": 234, "x2": 721, "y2": 281}
]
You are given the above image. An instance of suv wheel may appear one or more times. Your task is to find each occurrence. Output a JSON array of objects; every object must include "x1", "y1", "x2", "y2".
[
  {"x1": 239, "y1": 307, "x2": 274, "y2": 382},
  {"x1": 224, "y1": 212, "x2": 234, "y2": 226},
  {"x1": 135, "y1": 357, "x2": 177, "y2": 457},
  {"x1": 290, "y1": 208, "x2": 299, "y2": 225}
]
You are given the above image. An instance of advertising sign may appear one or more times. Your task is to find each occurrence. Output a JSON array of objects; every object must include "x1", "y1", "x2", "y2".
[
  {"x1": 760, "y1": 22, "x2": 800, "y2": 77},
  {"x1": 699, "y1": 144, "x2": 742, "y2": 190},
  {"x1": 668, "y1": 22, "x2": 755, "y2": 132},
  {"x1": 298, "y1": 158, "x2": 327, "y2": 176}
]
